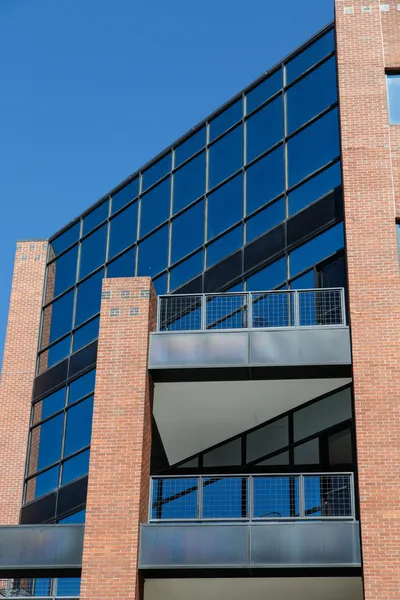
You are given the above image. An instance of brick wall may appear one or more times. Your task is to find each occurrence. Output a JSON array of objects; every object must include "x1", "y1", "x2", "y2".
[
  {"x1": 0, "y1": 241, "x2": 46, "y2": 524},
  {"x1": 335, "y1": 1, "x2": 400, "y2": 598},
  {"x1": 80, "y1": 277, "x2": 156, "y2": 600}
]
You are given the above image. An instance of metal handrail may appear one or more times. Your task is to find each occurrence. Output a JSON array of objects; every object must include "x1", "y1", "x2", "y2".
[{"x1": 148, "y1": 472, "x2": 355, "y2": 522}]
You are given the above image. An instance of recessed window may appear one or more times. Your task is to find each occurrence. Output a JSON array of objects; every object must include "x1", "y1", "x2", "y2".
[{"x1": 387, "y1": 74, "x2": 400, "y2": 124}]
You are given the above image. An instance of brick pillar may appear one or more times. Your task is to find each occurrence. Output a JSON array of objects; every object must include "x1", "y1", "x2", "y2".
[
  {"x1": 80, "y1": 277, "x2": 156, "y2": 600},
  {"x1": 335, "y1": 2, "x2": 400, "y2": 598},
  {"x1": 0, "y1": 240, "x2": 47, "y2": 524}
]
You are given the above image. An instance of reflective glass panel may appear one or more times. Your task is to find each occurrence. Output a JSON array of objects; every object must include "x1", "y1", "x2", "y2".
[
  {"x1": 64, "y1": 396, "x2": 94, "y2": 457},
  {"x1": 137, "y1": 226, "x2": 168, "y2": 277},
  {"x1": 75, "y1": 268, "x2": 104, "y2": 327},
  {"x1": 48, "y1": 244, "x2": 78, "y2": 300},
  {"x1": 246, "y1": 96, "x2": 283, "y2": 162},
  {"x1": 33, "y1": 388, "x2": 66, "y2": 424},
  {"x1": 82, "y1": 201, "x2": 109, "y2": 235},
  {"x1": 79, "y1": 224, "x2": 107, "y2": 279},
  {"x1": 203, "y1": 439, "x2": 241, "y2": 466},
  {"x1": 68, "y1": 370, "x2": 96, "y2": 404},
  {"x1": 73, "y1": 317, "x2": 100, "y2": 352},
  {"x1": 294, "y1": 388, "x2": 351, "y2": 442},
  {"x1": 288, "y1": 108, "x2": 339, "y2": 187},
  {"x1": 41, "y1": 336, "x2": 71, "y2": 371},
  {"x1": 33, "y1": 413, "x2": 63, "y2": 472},
  {"x1": 290, "y1": 269, "x2": 315, "y2": 289},
  {"x1": 142, "y1": 153, "x2": 171, "y2": 191},
  {"x1": 246, "y1": 257, "x2": 286, "y2": 291},
  {"x1": 174, "y1": 127, "x2": 205, "y2": 167},
  {"x1": 209, "y1": 99, "x2": 242, "y2": 141},
  {"x1": 247, "y1": 417, "x2": 288, "y2": 462},
  {"x1": 207, "y1": 174, "x2": 243, "y2": 240},
  {"x1": 286, "y1": 29, "x2": 335, "y2": 84},
  {"x1": 288, "y1": 162, "x2": 341, "y2": 216},
  {"x1": 287, "y1": 57, "x2": 337, "y2": 134},
  {"x1": 59, "y1": 509, "x2": 86, "y2": 523},
  {"x1": 140, "y1": 178, "x2": 170, "y2": 236},
  {"x1": 294, "y1": 438, "x2": 319, "y2": 465},
  {"x1": 207, "y1": 226, "x2": 242, "y2": 267},
  {"x1": 209, "y1": 125, "x2": 243, "y2": 189},
  {"x1": 170, "y1": 251, "x2": 203, "y2": 290},
  {"x1": 107, "y1": 247, "x2": 135, "y2": 278},
  {"x1": 26, "y1": 466, "x2": 59, "y2": 501},
  {"x1": 62, "y1": 449, "x2": 90, "y2": 485},
  {"x1": 152, "y1": 274, "x2": 167, "y2": 295},
  {"x1": 246, "y1": 69, "x2": 282, "y2": 114},
  {"x1": 246, "y1": 145, "x2": 284, "y2": 215},
  {"x1": 43, "y1": 290, "x2": 74, "y2": 345},
  {"x1": 387, "y1": 74, "x2": 400, "y2": 124},
  {"x1": 111, "y1": 177, "x2": 139, "y2": 214},
  {"x1": 50, "y1": 222, "x2": 80, "y2": 258},
  {"x1": 290, "y1": 223, "x2": 344, "y2": 277},
  {"x1": 109, "y1": 201, "x2": 138, "y2": 259},
  {"x1": 57, "y1": 577, "x2": 81, "y2": 597},
  {"x1": 246, "y1": 198, "x2": 285, "y2": 243},
  {"x1": 171, "y1": 201, "x2": 204, "y2": 263},
  {"x1": 173, "y1": 152, "x2": 205, "y2": 213}
]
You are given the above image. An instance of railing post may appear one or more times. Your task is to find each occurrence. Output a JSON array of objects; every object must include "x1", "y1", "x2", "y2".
[
  {"x1": 249, "y1": 475, "x2": 253, "y2": 521},
  {"x1": 340, "y1": 287, "x2": 346, "y2": 325},
  {"x1": 293, "y1": 290, "x2": 300, "y2": 327},
  {"x1": 350, "y1": 472, "x2": 356, "y2": 519},
  {"x1": 299, "y1": 474, "x2": 305, "y2": 518},
  {"x1": 247, "y1": 292, "x2": 253, "y2": 329},
  {"x1": 156, "y1": 296, "x2": 161, "y2": 331},
  {"x1": 201, "y1": 295, "x2": 206, "y2": 331},
  {"x1": 148, "y1": 477, "x2": 153, "y2": 521},
  {"x1": 198, "y1": 476, "x2": 203, "y2": 519}
]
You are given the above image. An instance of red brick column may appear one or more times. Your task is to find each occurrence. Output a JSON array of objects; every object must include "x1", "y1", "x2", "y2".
[
  {"x1": 0, "y1": 240, "x2": 47, "y2": 524},
  {"x1": 80, "y1": 277, "x2": 156, "y2": 600},
  {"x1": 335, "y1": 2, "x2": 400, "y2": 598}
]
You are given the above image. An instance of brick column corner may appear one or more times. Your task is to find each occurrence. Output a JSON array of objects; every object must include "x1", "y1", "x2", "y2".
[
  {"x1": 80, "y1": 277, "x2": 156, "y2": 600},
  {"x1": 0, "y1": 240, "x2": 47, "y2": 524}
]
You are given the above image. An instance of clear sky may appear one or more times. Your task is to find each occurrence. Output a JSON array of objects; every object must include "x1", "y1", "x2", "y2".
[{"x1": 0, "y1": 0, "x2": 333, "y2": 365}]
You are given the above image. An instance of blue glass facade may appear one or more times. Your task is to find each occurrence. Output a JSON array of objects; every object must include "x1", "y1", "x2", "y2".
[{"x1": 23, "y1": 24, "x2": 346, "y2": 524}]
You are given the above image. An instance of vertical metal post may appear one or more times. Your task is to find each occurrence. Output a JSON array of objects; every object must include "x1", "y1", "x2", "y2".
[
  {"x1": 52, "y1": 577, "x2": 58, "y2": 599},
  {"x1": 247, "y1": 292, "x2": 253, "y2": 329},
  {"x1": 198, "y1": 476, "x2": 203, "y2": 519},
  {"x1": 340, "y1": 287, "x2": 346, "y2": 325},
  {"x1": 350, "y1": 472, "x2": 356, "y2": 519},
  {"x1": 156, "y1": 296, "x2": 161, "y2": 331},
  {"x1": 148, "y1": 477, "x2": 153, "y2": 521},
  {"x1": 249, "y1": 475, "x2": 253, "y2": 521},
  {"x1": 293, "y1": 290, "x2": 300, "y2": 327},
  {"x1": 299, "y1": 474, "x2": 305, "y2": 518},
  {"x1": 201, "y1": 295, "x2": 206, "y2": 331}
]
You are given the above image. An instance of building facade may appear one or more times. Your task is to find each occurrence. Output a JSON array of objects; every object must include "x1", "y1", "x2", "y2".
[{"x1": 0, "y1": 1, "x2": 399, "y2": 598}]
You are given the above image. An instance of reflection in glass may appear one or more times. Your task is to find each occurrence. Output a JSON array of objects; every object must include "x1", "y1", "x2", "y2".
[
  {"x1": 75, "y1": 269, "x2": 104, "y2": 327},
  {"x1": 246, "y1": 198, "x2": 285, "y2": 243},
  {"x1": 174, "y1": 127, "x2": 205, "y2": 167},
  {"x1": 59, "y1": 509, "x2": 86, "y2": 524},
  {"x1": 73, "y1": 317, "x2": 100, "y2": 352},
  {"x1": 246, "y1": 69, "x2": 282, "y2": 114},
  {"x1": 49, "y1": 245, "x2": 78, "y2": 299},
  {"x1": 290, "y1": 270, "x2": 315, "y2": 289},
  {"x1": 138, "y1": 226, "x2": 168, "y2": 277},
  {"x1": 209, "y1": 100, "x2": 242, "y2": 141},
  {"x1": 68, "y1": 370, "x2": 96, "y2": 405},
  {"x1": 387, "y1": 74, "x2": 400, "y2": 124},
  {"x1": 26, "y1": 466, "x2": 59, "y2": 501},
  {"x1": 171, "y1": 201, "x2": 204, "y2": 263},
  {"x1": 170, "y1": 251, "x2": 203, "y2": 290},
  {"x1": 286, "y1": 29, "x2": 335, "y2": 84},
  {"x1": 33, "y1": 413, "x2": 64, "y2": 472},
  {"x1": 107, "y1": 247, "x2": 135, "y2": 278},
  {"x1": 140, "y1": 178, "x2": 170, "y2": 237},
  {"x1": 152, "y1": 274, "x2": 167, "y2": 295},
  {"x1": 64, "y1": 396, "x2": 94, "y2": 457},
  {"x1": 247, "y1": 417, "x2": 288, "y2": 462},
  {"x1": 207, "y1": 175, "x2": 243, "y2": 240},
  {"x1": 246, "y1": 96, "x2": 283, "y2": 162},
  {"x1": 108, "y1": 202, "x2": 138, "y2": 259},
  {"x1": 209, "y1": 126, "x2": 243, "y2": 189},
  {"x1": 33, "y1": 388, "x2": 66, "y2": 424},
  {"x1": 79, "y1": 224, "x2": 107, "y2": 279},
  {"x1": 44, "y1": 290, "x2": 74, "y2": 345},
  {"x1": 290, "y1": 223, "x2": 344, "y2": 277},
  {"x1": 246, "y1": 257, "x2": 286, "y2": 291},
  {"x1": 246, "y1": 146, "x2": 284, "y2": 215},
  {"x1": 288, "y1": 161, "x2": 341, "y2": 216},
  {"x1": 111, "y1": 178, "x2": 139, "y2": 214},
  {"x1": 142, "y1": 153, "x2": 171, "y2": 191},
  {"x1": 62, "y1": 450, "x2": 90, "y2": 485},
  {"x1": 41, "y1": 336, "x2": 71, "y2": 372},
  {"x1": 173, "y1": 153, "x2": 205, "y2": 213},
  {"x1": 82, "y1": 201, "x2": 109, "y2": 235},
  {"x1": 50, "y1": 222, "x2": 80, "y2": 257},
  {"x1": 207, "y1": 226, "x2": 242, "y2": 267},
  {"x1": 57, "y1": 578, "x2": 81, "y2": 597}
]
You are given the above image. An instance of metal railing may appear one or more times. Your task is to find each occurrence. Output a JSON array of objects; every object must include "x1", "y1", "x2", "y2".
[
  {"x1": 0, "y1": 577, "x2": 80, "y2": 598},
  {"x1": 149, "y1": 473, "x2": 355, "y2": 522},
  {"x1": 156, "y1": 288, "x2": 346, "y2": 332}
]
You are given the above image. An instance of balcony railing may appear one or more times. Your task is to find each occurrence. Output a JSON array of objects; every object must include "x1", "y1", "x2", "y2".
[
  {"x1": 149, "y1": 473, "x2": 355, "y2": 522},
  {"x1": 156, "y1": 288, "x2": 346, "y2": 332},
  {"x1": 0, "y1": 577, "x2": 79, "y2": 599}
]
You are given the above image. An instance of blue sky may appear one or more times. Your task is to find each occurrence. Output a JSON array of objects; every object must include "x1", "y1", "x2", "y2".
[{"x1": 0, "y1": 0, "x2": 333, "y2": 364}]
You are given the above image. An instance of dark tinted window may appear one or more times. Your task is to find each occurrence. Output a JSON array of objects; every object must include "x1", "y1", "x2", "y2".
[
  {"x1": 287, "y1": 57, "x2": 337, "y2": 134},
  {"x1": 246, "y1": 257, "x2": 286, "y2": 290},
  {"x1": 73, "y1": 318, "x2": 100, "y2": 353},
  {"x1": 50, "y1": 245, "x2": 78, "y2": 299},
  {"x1": 26, "y1": 466, "x2": 59, "y2": 500},
  {"x1": 62, "y1": 450, "x2": 90, "y2": 485},
  {"x1": 209, "y1": 126, "x2": 243, "y2": 189},
  {"x1": 246, "y1": 96, "x2": 283, "y2": 162},
  {"x1": 79, "y1": 225, "x2": 107, "y2": 280},
  {"x1": 246, "y1": 69, "x2": 282, "y2": 114},
  {"x1": 59, "y1": 509, "x2": 86, "y2": 523},
  {"x1": 50, "y1": 223, "x2": 80, "y2": 258},
  {"x1": 171, "y1": 201, "x2": 204, "y2": 263},
  {"x1": 173, "y1": 153, "x2": 205, "y2": 213},
  {"x1": 142, "y1": 153, "x2": 171, "y2": 191},
  {"x1": 64, "y1": 396, "x2": 94, "y2": 457},
  {"x1": 207, "y1": 226, "x2": 242, "y2": 267},
  {"x1": 111, "y1": 178, "x2": 139, "y2": 214},
  {"x1": 68, "y1": 370, "x2": 96, "y2": 404},
  {"x1": 137, "y1": 226, "x2": 168, "y2": 277},
  {"x1": 289, "y1": 162, "x2": 341, "y2": 216},
  {"x1": 44, "y1": 337, "x2": 71, "y2": 371},
  {"x1": 109, "y1": 201, "x2": 138, "y2": 259},
  {"x1": 35, "y1": 413, "x2": 64, "y2": 471},
  {"x1": 45, "y1": 291, "x2": 74, "y2": 345},
  {"x1": 75, "y1": 269, "x2": 104, "y2": 327},
  {"x1": 175, "y1": 127, "x2": 206, "y2": 167},
  {"x1": 140, "y1": 178, "x2": 170, "y2": 236},
  {"x1": 107, "y1": 247, "x2": 136, "y2": 278},
  {"x1": 288, "y1": 108, "x2": 339, "y2": 187},
  {"x1": 286, "y1": 29, "x2": 335, "y2": 84},
  {"x1": 209, "y1": 100, "x2": 242, "y2": 141},
  {"x1": 246, "y1": 198, "x2": 285, "y2": 243},
  {"x1": 207, "y1": 175, "x2": 243, "y2": 240},
  {"x1": 82, "y1": 201, "x2": 109, "y2": 235},
  {"x1": 289, "y1": 223, "x2": 344, "y2": 277},
  {"x1": 246, "y1": 146, "x2": 284, "y2": 215},
  {"x1": 170, "y1": 251, "x2": 204, "y2": 290}
]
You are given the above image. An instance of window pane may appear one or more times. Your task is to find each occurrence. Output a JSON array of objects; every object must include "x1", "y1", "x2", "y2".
[
  {"x1": 294, "y1": 438, "x2": 320, "y2": 465},
  {"x1": 207, "y1": 175, "x2": 243, "y2": 240},
  {"x1": 33, "y1": 388, "x2": 66, "y2": 424},
  {"x1": 246, "y1": 258, "x2": 286, "y2": 291},
  {"x1": 73, "y1": 317, "x2": 100, "y2": 352},
  {"x1": 207, "y1": 226, "x2": 242, "y2": 267},
  {"x1": 287, "y1": 57, "x2": 337, "y2": 134},
  {"x1": 171, "y1": 201, "x2": 204, "y2": 263},
  {"x1": 79, "y1": 224, "x2": 107, "y2": 279},
  {"x1": 68, "y1": 370, "x2": 96, "y2": 405},
  {"x1": 173, "y1": 153, "x2": 205, "y2": 213},
  {"x1": 140, "y1": 178, "x2": 170, "y2": 237},
  {"x1": 47, "y1": 244, "x2": 78, "y2": 300},
  {"x1": 82, "y1": 201, "x2": 109, "y2": 235},
  {"x1": 209, "y1": 125, "x2": 243, "y2": 189},
  {"x1": 247, "y1": 417, "x2": 288, "y2": 462},
  {"x1": 175, "y1": 127, "x2": 205, "y2": 167},
  {"x1": 107, "y1": 247, "x2": 136, "y2": 278},
  {"x1": 294, "y1": 387, "x2": 351, "y2": 442},
  {"x1": 50, "y1": 223, "x2": 80, "y2": 258},
  {"x1": 109, "y1": 201, "x2": 138, "y2": 259},
  {"x1": 137, "y1": 226, "x2": 168, "y2": 277},
  {"x1": 111, "y1": 178, "x2": 139, "y2": 214},
  {"x1": 64, "y1": 396, "x2": 94, "y2": 457},
  {"x1": 289, "y1": 223, "x2": 344, "y2": 277},
  {"x1": 246, "y1": 69, "x2": 282, "y2": 114},
  {"x1": 170, "y1": 251, "x2": 203, "y2": 290},
  {"x1": 62, "y1": 449, "x2": 90, "y2": 485},
  {"x1": 246, "y1": 96, "x2": 283, "y2": 163},
  {"x1": 43, "y1": 290, "x2": 74, "y2": 346},
  {"x1": 75, "y1": 268, "x2": 104, "y2": 327},
  {"x1": 290, "y1": 270, "x2": 315, "y2": 289},
  {"x1": 246, "y1": 146, "x2": 284, "y2": 215},
  {"x1": 286, "y1": 29, "x2": 335, "y2": 84},
  {"x1": 203, "y1": 439, "x2": 241, "y2": 467},
  {"x1": 152, "y1": 274, "x2": 167, "y2": 295},
  {"x1": 288, "y1": 162, "x2": 341, "y2": 216},
  {"x1": 142, "y1": 153, "x2": 171, "y2": 191},
  {"x1": 31, "y1": 413, "x2": 63, "y2": 473},
  {"x1": 387, "y1": 74, "x2": 400, "y2": 124},
  {"x1": 57, "y1": 578, "x2": 81, "y2": 597},
  {"x1": 26, "y1": 466, "x2": 59, "y2": 501},
  {"x1": 209, "y1": 99, "x2": 242, "y2": 141},
  {"x1": 246, "y1": 198, "x2": 285, "y2": 243},
  {"x1": 40, "y1": 336, "x2": 71, "y2": 371},
  {"x1": 59, "y1": 509, "x2": 86, "y2": 524},
  {"x1": 288, "y1": 108, "x2": 339, "y2": 187}
]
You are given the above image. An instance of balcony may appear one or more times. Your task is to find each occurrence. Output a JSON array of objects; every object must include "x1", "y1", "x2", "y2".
[{"x1": 139, "y1": 473, "x2": 361, "y2": 571}]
